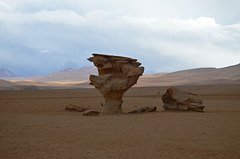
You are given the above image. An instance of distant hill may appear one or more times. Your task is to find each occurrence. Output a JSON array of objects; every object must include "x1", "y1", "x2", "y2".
[
  {"x1": 35, "y1": 66, "x2": 97, "y2": 82},
  {"x1": 2, "y1": 66, "x2": 97, "y2": 82},
  {"x1": 1, "y1": 63, "x2": 240, "y2": 89},
  {"x1": 137, "y1": 63, "x2": 240, "y2": 86},
  {"x1": 0, "y1": 78, "x2": 50, "y2": 90},
  {"x1": 0, "y1": 79, "x2": 16, "y2": 87},
  {"x1": 0, "y1": 68, "x2": 18, "y2": 78}
]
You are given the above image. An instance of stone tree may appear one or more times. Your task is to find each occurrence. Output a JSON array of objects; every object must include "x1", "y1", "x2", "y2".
[{"x1": 88, "y1": 53, "x2": 144, "y2": 114}]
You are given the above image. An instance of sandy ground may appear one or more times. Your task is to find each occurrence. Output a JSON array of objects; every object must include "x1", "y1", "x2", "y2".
[{"x1": 0, "y1": 84, "x2": 240, "y2": 159}]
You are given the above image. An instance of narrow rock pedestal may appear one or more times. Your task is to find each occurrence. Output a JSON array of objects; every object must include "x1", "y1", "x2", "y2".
[{"x1": 88, "y1": 53, "x2": 144, "y2": 114}]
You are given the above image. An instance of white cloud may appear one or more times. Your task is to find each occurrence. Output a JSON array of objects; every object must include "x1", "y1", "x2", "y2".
[
  {"x1": 40, "y1": 49, "x2": 50, "y2": 54},
  {"x1": 0, "y1": 1, "x2": 13, "y2": 12},
  {"x1": 0, "y1": 9, "x2": 86, "y2": 26},
  {"x1": 0, "y1": 0, "x2": 240, "y2": 75},
  {"x1": 182, "y1": 17, "x2": 219, "y2": 27}
]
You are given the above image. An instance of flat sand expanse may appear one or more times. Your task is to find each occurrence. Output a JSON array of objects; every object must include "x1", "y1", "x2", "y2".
[{"x1": 0, "y1": 84, "x2": 240, "y2": 159}]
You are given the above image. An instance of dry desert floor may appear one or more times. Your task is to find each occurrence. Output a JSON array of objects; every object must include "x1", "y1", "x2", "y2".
[{"x1": 0, "y1": 84, "x2": 240, "y2": 159}]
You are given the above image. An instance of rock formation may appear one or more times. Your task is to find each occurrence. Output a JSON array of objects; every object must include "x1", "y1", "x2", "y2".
[
  {"x1": 65, "y1": 104, "x2": 100, "y2": 116},
  {"x1": 82, "y1": 110, "x2": 100, "y2": 116},
  {"x1": 162, "y1": 87, "x2": 205, "y2": 112},
  {"x1": 65, "y1": 104, "x2": 90, "y2": 112},
  {"x1": 128, "y1": 106, "x2": 157, "y2": 114},
  {"x1": 88, "y1": 53, "x2": 144, "y2": 114}
]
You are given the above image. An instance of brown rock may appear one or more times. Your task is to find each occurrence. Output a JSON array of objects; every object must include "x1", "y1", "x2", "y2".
[
  {"x1": 82, "y1": 110, "x2": 100, "y2": 116},
  {"x1": 88, "y1": 53, "x2": 144, "y2": 114},
  {"x1": 162, "y1": 87, "x2": 205, "y2": 112},
  {"x1": 65, "y1": 104, "x2": 90, "y2": 112},
  {"x1": 128, "y1": 106, "x2": 157, "y2": 114}
]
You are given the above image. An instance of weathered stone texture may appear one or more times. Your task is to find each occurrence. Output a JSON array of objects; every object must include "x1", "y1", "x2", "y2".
[
  {"x1": 128, "y1": 106, "x2": 157, "y2": 114},
  {"x1": 162, "y1": 87, "x2": 205, "y2": 112},
  {"x1": 88, "y1": 53, "x2": 144, "y2": 114}
]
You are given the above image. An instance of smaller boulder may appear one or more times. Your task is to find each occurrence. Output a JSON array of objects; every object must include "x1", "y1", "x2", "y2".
[
  {"x1": 128, "y1": 106, "x2": 157, "y2": 114},
  {"x1": 162, "y1": 87, "x2": 205, "y2": 112},
  {"x1": 65, "y1": 104, "x2": 90, "y2": 112},
  {"x1": 82, "y1": 110, "x2": 100, "y2": 116}
]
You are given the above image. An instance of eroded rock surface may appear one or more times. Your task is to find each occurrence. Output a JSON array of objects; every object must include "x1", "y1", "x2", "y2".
[
  {"x1": 128, "y1": 106, "x2": 157, "y2": 114},
  {"x1": 82, "y1": 110, "x2": 100, "y2": 116},
  {"x1": 65, "y1": 104, "x2": 90, "y2": 112},
  {"x1": 88, "y1": 53, "x2": 144, "y2": 114},
  {"x1": 162, "y1": 87, "x2": 205, "y2": 112}
]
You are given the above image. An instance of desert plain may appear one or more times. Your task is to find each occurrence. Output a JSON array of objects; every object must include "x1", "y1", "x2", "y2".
[{"x1": 0, "y1": 84, "x2": 240, "y2": 159}]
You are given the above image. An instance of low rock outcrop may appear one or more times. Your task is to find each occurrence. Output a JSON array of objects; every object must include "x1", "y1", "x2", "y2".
[
  {"x1": 162, "y1": 87, "x2": 205, "y2": 112},
  {"x1": 65, "y1": 104, "x2": 90, "y2": 112},
  {"x1": 65, "y1": 104, "x2": 100, "y2": 116},
  {"x1": 128, "y1": 106, "x2": 157, "y2": 114},
  {"x1": 88, "y1": 53, "x2": 144, "y2": 114},
  {"x1": 82, "y1": 110, "x2": 100, "y2": 116}
]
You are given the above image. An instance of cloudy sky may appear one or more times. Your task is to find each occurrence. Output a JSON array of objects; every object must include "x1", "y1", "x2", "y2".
[{"x1": 0, "y1": 0, "x2": 239, "y2": 76}]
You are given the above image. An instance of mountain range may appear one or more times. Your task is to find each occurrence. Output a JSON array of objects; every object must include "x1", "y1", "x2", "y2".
[
  {"x1": 137, "y1": 63, "x2": 240, "y2": 86},
  {"x1": 0, "y1": 68, "x2": 19, "y2": 78},
  {"x1": 0, "y1": 63, "x2": 239, "y2": 90},
  {"x1": 0, "y1": 66, "x2": 97, "y2": 82}
]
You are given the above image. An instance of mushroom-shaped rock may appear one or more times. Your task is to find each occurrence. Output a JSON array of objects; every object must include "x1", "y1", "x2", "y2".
[
  {"x1": 162, "y1": 87, "x2": 205, "y2": 112},
  {"x1": 88, "y1": 53, "x2": 144, "y2": 114}
]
